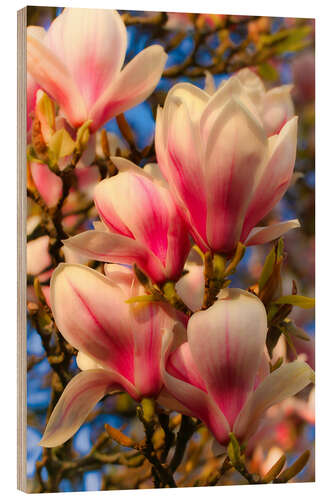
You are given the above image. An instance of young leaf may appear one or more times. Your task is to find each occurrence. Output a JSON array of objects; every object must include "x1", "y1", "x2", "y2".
[
  {"x1": 48, "y1": 129, "x2": 76, "y2": 161},
  {"x1": 258, "y1": 246, "x2": 275, "y2": 292},
  {"x1": 274, "y1": 295, "x2": 315, "y2": 309}
]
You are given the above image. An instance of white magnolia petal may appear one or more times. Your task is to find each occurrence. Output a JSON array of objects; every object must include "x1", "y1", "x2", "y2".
[
  {"x1": 175, "y1": 264, "x2": 204, "y2": 312},
  {"x1": 27, "y1": 235, "x2": 51, "y2": 276},
  {"x1": 204, "y1": 98, "x2": 267, "y2": 252},
  {"x1": 236, "y1": 68, "x2": 266, "y2": 107},
  {"x1": 40, "y1": 370, "x2": 123, "y2": 447},
  {"x1": 90, "y1": 45, "x2": 167, "y2": 131},
  {"x1": 234, "y1": 361, "x2": 314, "y2": 441},
  {"x1": 200, "y1": 75, "x2": 261, "y2": 141},
  {"x1": 242, "y1": 116, "x2": 298, "y2": 237},
  {"x1": 261, "y1": 85, "x2": 295, "y2": 136},
  {"x1": 245, "y1": 219, "x2": 301, "y2": 246}
]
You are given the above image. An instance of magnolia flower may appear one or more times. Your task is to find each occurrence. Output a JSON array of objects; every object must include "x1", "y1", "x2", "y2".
[
  {"x1": 40, "y1": 263, "x2": 183, "y2": 447},
  {"x1": 62, "y1": 158, "x2": 191, "y2": 284},
  {"x1": 292, "y1": 51, "x2": 315, "y2": 103},
  {"x1": 27, "y1": 26, "x2": 45, "y2": 131},
  {"x1": 27, "y1": 235, "x2": 52, "y2": 277},
  {"x1": 175, "y1": 263, "x2": 204, "y2": 312},
  {"x1": 27, "y1": 8, "x2": 167, "y2": 132},
  {"x1": 29, "y1": 161, "x2": 63, "y2": 208},
  {"x1": 162, "y1": 289, "x2": 313, "y2": 445},
  {"x1": 156, "y1": 69, "x2": 299, "y2": 254}
]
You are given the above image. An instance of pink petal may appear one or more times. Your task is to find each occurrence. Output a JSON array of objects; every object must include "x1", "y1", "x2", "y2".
[
  {"x1": 96, "y1": 159, "x2": 190, "y2": 281},
  {"x1": 133, "y1": 301, "x2": 180, "y2": 398},
  {"x1": 27, "y1": 73, "x2": 39, "y2": 131},
  {"x1": 244, "y1": 219, "x2": 300, "y2": 246},
  {"x1": 204, "y1": 98, "x2": 267, "y2": 253},
  {"x1": 27, "y1": 235, "x2": 51, "y2": 276},
  {"x1": 234, "y1": 361, "x2": 314, "y2": 442},
  {"x1": 167, "y1": 342, "x2": 206, "y2": 391},
  {"x1": 40, "y1": 369, "x2": 125, "y2": 447},
  {"x1": 162, "y1": 331, "x2": 230, "y2": 444},
  {"x1": 30, "y1": 161, "x2": 63, "y2": 208},
  {"x1": 187, "y1": 289, "x2": 267, "y2": 428},
  {"x1": 94, "y1": 167, "x2": 169, "y2": 264},
  {"x1": 104, "y1": 263, "x2": 138, "y2": 294},
  {"x1": 63, "y1": 229, "x2": 166, "y2": 284},
  {"x1": 157, "y1": 387, "x2": 192, "y2": 415},
  {"x1": 164, "y1": 207, "x2": 191, "y2": 281},
  {"x1": 50, "y1": 264, "x2": 135, "y2": 381},
  {"x1": 27, "y1": 26, "x2": 46, "y2": 130},
  {"x1": 90, "y1": 45, "x2": 167, "y2": 132},
  {"x1": 27, "y1": 33, "x2": 87, "y2": 127},
  {"x1": 46, "y1": 9, "x2": 127, "y2": 110},
  {"x1": 157, "y1": 93, "x2": 207, "y2": 243},
  {"x1": 242, "y1": 117, "x2": 298, "y2": 238}
]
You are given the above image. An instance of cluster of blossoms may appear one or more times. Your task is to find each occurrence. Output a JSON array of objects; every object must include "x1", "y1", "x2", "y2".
[{"x1": 27, "y1": 8, "x2": 314, "y2": 455}]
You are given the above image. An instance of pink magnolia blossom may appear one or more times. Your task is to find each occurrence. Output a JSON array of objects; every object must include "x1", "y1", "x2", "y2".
[
  {"x1": 27, "y1": 26, "x2": 45, "y2": 132},
  {"x1": 63, "y1": 158, "x2": 191, "y2": 284},
  {"x1": 27, "y1": 235, "x2": 52, "y2": 277},
  {"x1": 162, "y1": 288, "x2": 313, "y2": 445},
  {"x1": 27, "y1": 8, "x2": 167, "y2": 132},
  {"x1": 40, "y1": 263, "x2": 184, "y2": 447},
  {"x1": 292, "y1": 51, "x2": 315, "y2": 103},
  {"x1": 156, "y1": 68, "x2": 299, "y2": 255},
  {"x1": 29, "y1": 161, "x2": 63, "y2": 208}
]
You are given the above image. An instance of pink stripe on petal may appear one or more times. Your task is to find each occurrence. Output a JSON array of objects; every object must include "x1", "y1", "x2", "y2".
[
  {"x1": 167, "y1": 342, "x2": 207, "y2": 391},
  {"x1": 40, "y1": 369, "x2": 130, "y2": 447},
  {"x1": 188, "y1": 289, "x2": 267, "y2": 428},
  {"x1": 63, "y1": 231, "x2": 166, "y2": 283},
  {"x1": 204, "y1": 99, "x2": 267, "y2": 253},
  {"x1": 51, "y1": 264, "x2": 135, "y2": 381},
  {"x1": 27, "y1": 34, "x2": 87, "y2": 127},
  {"x1": 161, "y1": 331, "x2": 230, "y2": 444},
  {"x1": 90, "y1": 45, "x2": 167, "y2": 132},
  {"x1": 242, "y1": 117, "x2": 298, "y2": 237}
]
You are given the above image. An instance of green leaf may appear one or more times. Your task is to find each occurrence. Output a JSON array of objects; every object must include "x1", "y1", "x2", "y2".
[
  {"x1": 259, "y1": 246, "x2": 276, "y2": 292},
  {"x1": 258, "y1": 62, "x2": 279, "y2": 81},
  {"x1": 262, "y1": 454, "x2": 286, "y2": 483},
  {"x1": 126, "y1": 295, "x2": 161, "y2": 304},
  {"x1": 227, "y1": 432, "x2": 241, "y2": 465},
  {"x1": 266, "y1": 325, "x2": 283, "y2": 359},
  {"x1": 276, "y1": 238, "x2": 284, "y2": 262},
  {"x1": 276, "y1": 450, "x2": 310, "y2": 483},
  {"x1": 275, "y1": 26, "x2": 312, "y2": 54},
  {"x1": 48, "y1": 128, "x2": 76, "y2": 162},
  {"x1": 284, "y1": 319, "x2": 311, "y2": 341},
  {"x1": 76, "y1": 119, "x2": 93, "y2": 151},
  {"x1": 274, "y1": 295, "x2": 315, "y2": 309},
  {"x1": 36, "y1": 92, "x2": 55, "y2": 135}
]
